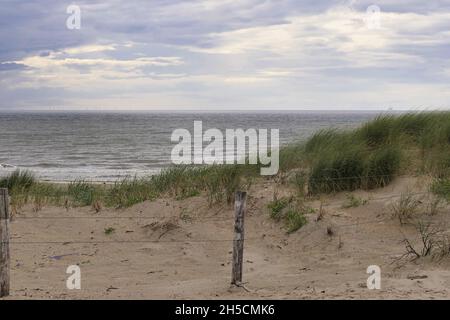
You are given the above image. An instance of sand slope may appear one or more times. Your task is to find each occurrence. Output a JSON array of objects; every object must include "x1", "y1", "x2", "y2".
[{"x1": 3, "y1": 176, "x2": 450, "y2": 299}]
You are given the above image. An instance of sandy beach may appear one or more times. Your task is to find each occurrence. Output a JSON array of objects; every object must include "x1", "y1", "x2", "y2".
[{"x1": 3, "y1": 175, "x2": 450, "y2": 300}]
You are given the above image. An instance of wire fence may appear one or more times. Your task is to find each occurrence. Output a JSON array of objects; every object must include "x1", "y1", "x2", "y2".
[
  {"x1": 1, "y1": 173, "x2": 448, "y2": 298},
  {"x1": 0, "y1": 175, "x2": 446, "y2": 268},
  {"x1": 3, "y1": 187, "x2": 445, "y2": 245}
]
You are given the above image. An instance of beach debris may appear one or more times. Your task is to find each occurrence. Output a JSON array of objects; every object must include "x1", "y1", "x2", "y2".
[
  {"x1": 316, "y1": 203, "x2": 326, "y2": 221},
  {"x1": 338, "y1": 236, "x2": 344, "y2": 249},
  {"x1": 407, "y1": 274, "x2": 428, "y2": 280},
  {"x1": 92, "y1": 200, "x2": 102, "y2": 213},
  {"x1": 64, "y1": 199, "x2": 70, "y2": 211},
  {"x1": 147, "y1": 270, "x2": 162, "y2": 274},
  {"x1": 106, "y1": 286, "x2": 119, "y2": 292},
  {"x1": 326, "y1": 225, "x2": 335, "y2": 236},
  {"x1": 48, "y1": 253, "x2": 77, "y2": 261}
]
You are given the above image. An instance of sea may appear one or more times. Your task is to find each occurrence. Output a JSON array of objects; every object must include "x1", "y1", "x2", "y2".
[{"x1": 0, "y1": 111, "x2": 383, "y2": 182}]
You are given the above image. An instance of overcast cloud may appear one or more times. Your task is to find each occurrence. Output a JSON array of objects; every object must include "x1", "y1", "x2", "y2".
[{"x1": 0, "y1": 0, "x2": 449, "y2": 110}]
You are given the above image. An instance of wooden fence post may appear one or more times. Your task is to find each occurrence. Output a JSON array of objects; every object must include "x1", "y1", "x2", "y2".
[
  {"x1": 231, "y1": 191, "x2": 246, "y2": 285},
  {"x1": 0, "y1": 188, "x2": 10, "y2": 297}
]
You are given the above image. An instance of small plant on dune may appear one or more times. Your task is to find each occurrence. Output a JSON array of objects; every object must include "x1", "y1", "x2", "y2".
[
  {"x1": 267, "y1": 196, "x2": 291, "y2": 221},
  {"x1": 104, "y1": 227, "x2": 115, "y2": 235},
  {"x1": 431, "y1": 177, "x2": 450, "y2": 201},
  {"x1": 285, "y1": 209, "x2": 308, "y2": 234},
  {"x1": 400, "y1": 221, "x2": 445, "y2": 261},
  {"x1": 391, "y1": 192, "x2": 421, "y2": 225},
  {"x1": 341, "y1": 193, "x2": 368, "y2": 209},
  {"x1": 267, "y1": 196, "x2": 311, "y2": 233}
]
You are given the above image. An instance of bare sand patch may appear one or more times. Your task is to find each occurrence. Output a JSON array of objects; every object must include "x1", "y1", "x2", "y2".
[{"x1": 3, "y1": 176, "x2": 450, "y2": 299}]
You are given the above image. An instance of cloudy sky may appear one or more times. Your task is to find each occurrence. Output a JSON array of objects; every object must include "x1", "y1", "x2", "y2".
[{"x1": 0, "y1": 0, "x2": 449, "y2": 110}]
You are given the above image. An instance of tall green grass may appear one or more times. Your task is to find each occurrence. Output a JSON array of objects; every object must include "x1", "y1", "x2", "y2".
[
  {"x1": 365, "y1": 146, "x2": 401, "y2": 188},
  {"x1": 282, "y1": 111, "x2": 450, "y2": 194},
  {"x1": 1, "y1": 164, "x2": 255, "y2": 210},
  {"x1": 0, "y1": 170, "x2": 35, "y2": 191},
  {"x1": 308, "y1": 147, "x2": 366, "y2": 193},
  {"x1": 67, "y1": 180, "x2": 101, "y2": 207}
]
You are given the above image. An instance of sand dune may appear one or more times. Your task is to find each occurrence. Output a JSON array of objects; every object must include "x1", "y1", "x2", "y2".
[{"x1": 3, "y1": 176, "x2": 450, "y2": 299}]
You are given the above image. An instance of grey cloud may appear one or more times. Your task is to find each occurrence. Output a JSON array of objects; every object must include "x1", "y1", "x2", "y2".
[{"x1": 0, "y1": 62, "x2": 27, "y2": 71}]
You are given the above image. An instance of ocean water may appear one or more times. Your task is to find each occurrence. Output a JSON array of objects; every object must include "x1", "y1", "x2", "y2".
[{"x1": 0, "y1": 111, "x2": 380, "y2": 182}]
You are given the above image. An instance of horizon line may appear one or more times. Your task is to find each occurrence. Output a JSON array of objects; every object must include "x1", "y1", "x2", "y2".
[{"x1": 0, "y1": 107, "x2": 444, "y2": 113}]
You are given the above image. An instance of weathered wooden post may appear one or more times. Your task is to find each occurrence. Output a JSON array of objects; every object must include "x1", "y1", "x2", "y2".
[
  {"x1": 0, "y1": 188, "x2": 10, "y2": 297},
  {"x1": 231, "y1": 191, "x2": 246, "y2": 285}
]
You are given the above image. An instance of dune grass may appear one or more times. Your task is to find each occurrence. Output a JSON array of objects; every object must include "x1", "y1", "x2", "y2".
[
  {"x1": 431, "y1": 178, "x2": 450, "y2": 201},
  {"x1": 0, "y1": 170, "x2": 35, "y2": 191},
  {"x1": 267, "y1": 197, "x2": 291, "y2": 221},
  {"x1": 283, "y1": 112, "x2": 450, "y2": 194},
  {"x1": 284, "y1": 209, "x2": 308, "y2": 233},
  {"x1": 4, "y1": 111, "x2": 450, "y2": 210},
  {"x1": 3, "y1": 164, "x2": 255, "y2": 211},
  {"x1": 267, "y1": 196, "x2": 312, "y2": 233}
]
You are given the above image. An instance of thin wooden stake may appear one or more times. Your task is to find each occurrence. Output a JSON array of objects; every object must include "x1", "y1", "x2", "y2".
[
  {"x1": 231, "y1": 191, "x2": 246, "y2": 285},
  {"x1": 0, "y1": 188, "x2": 10, "y2": 297}
]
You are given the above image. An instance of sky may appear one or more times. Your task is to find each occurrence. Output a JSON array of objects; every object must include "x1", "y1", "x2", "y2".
[{"x1": 0, "y1": 0, "x2": 449, "y2": 111}]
